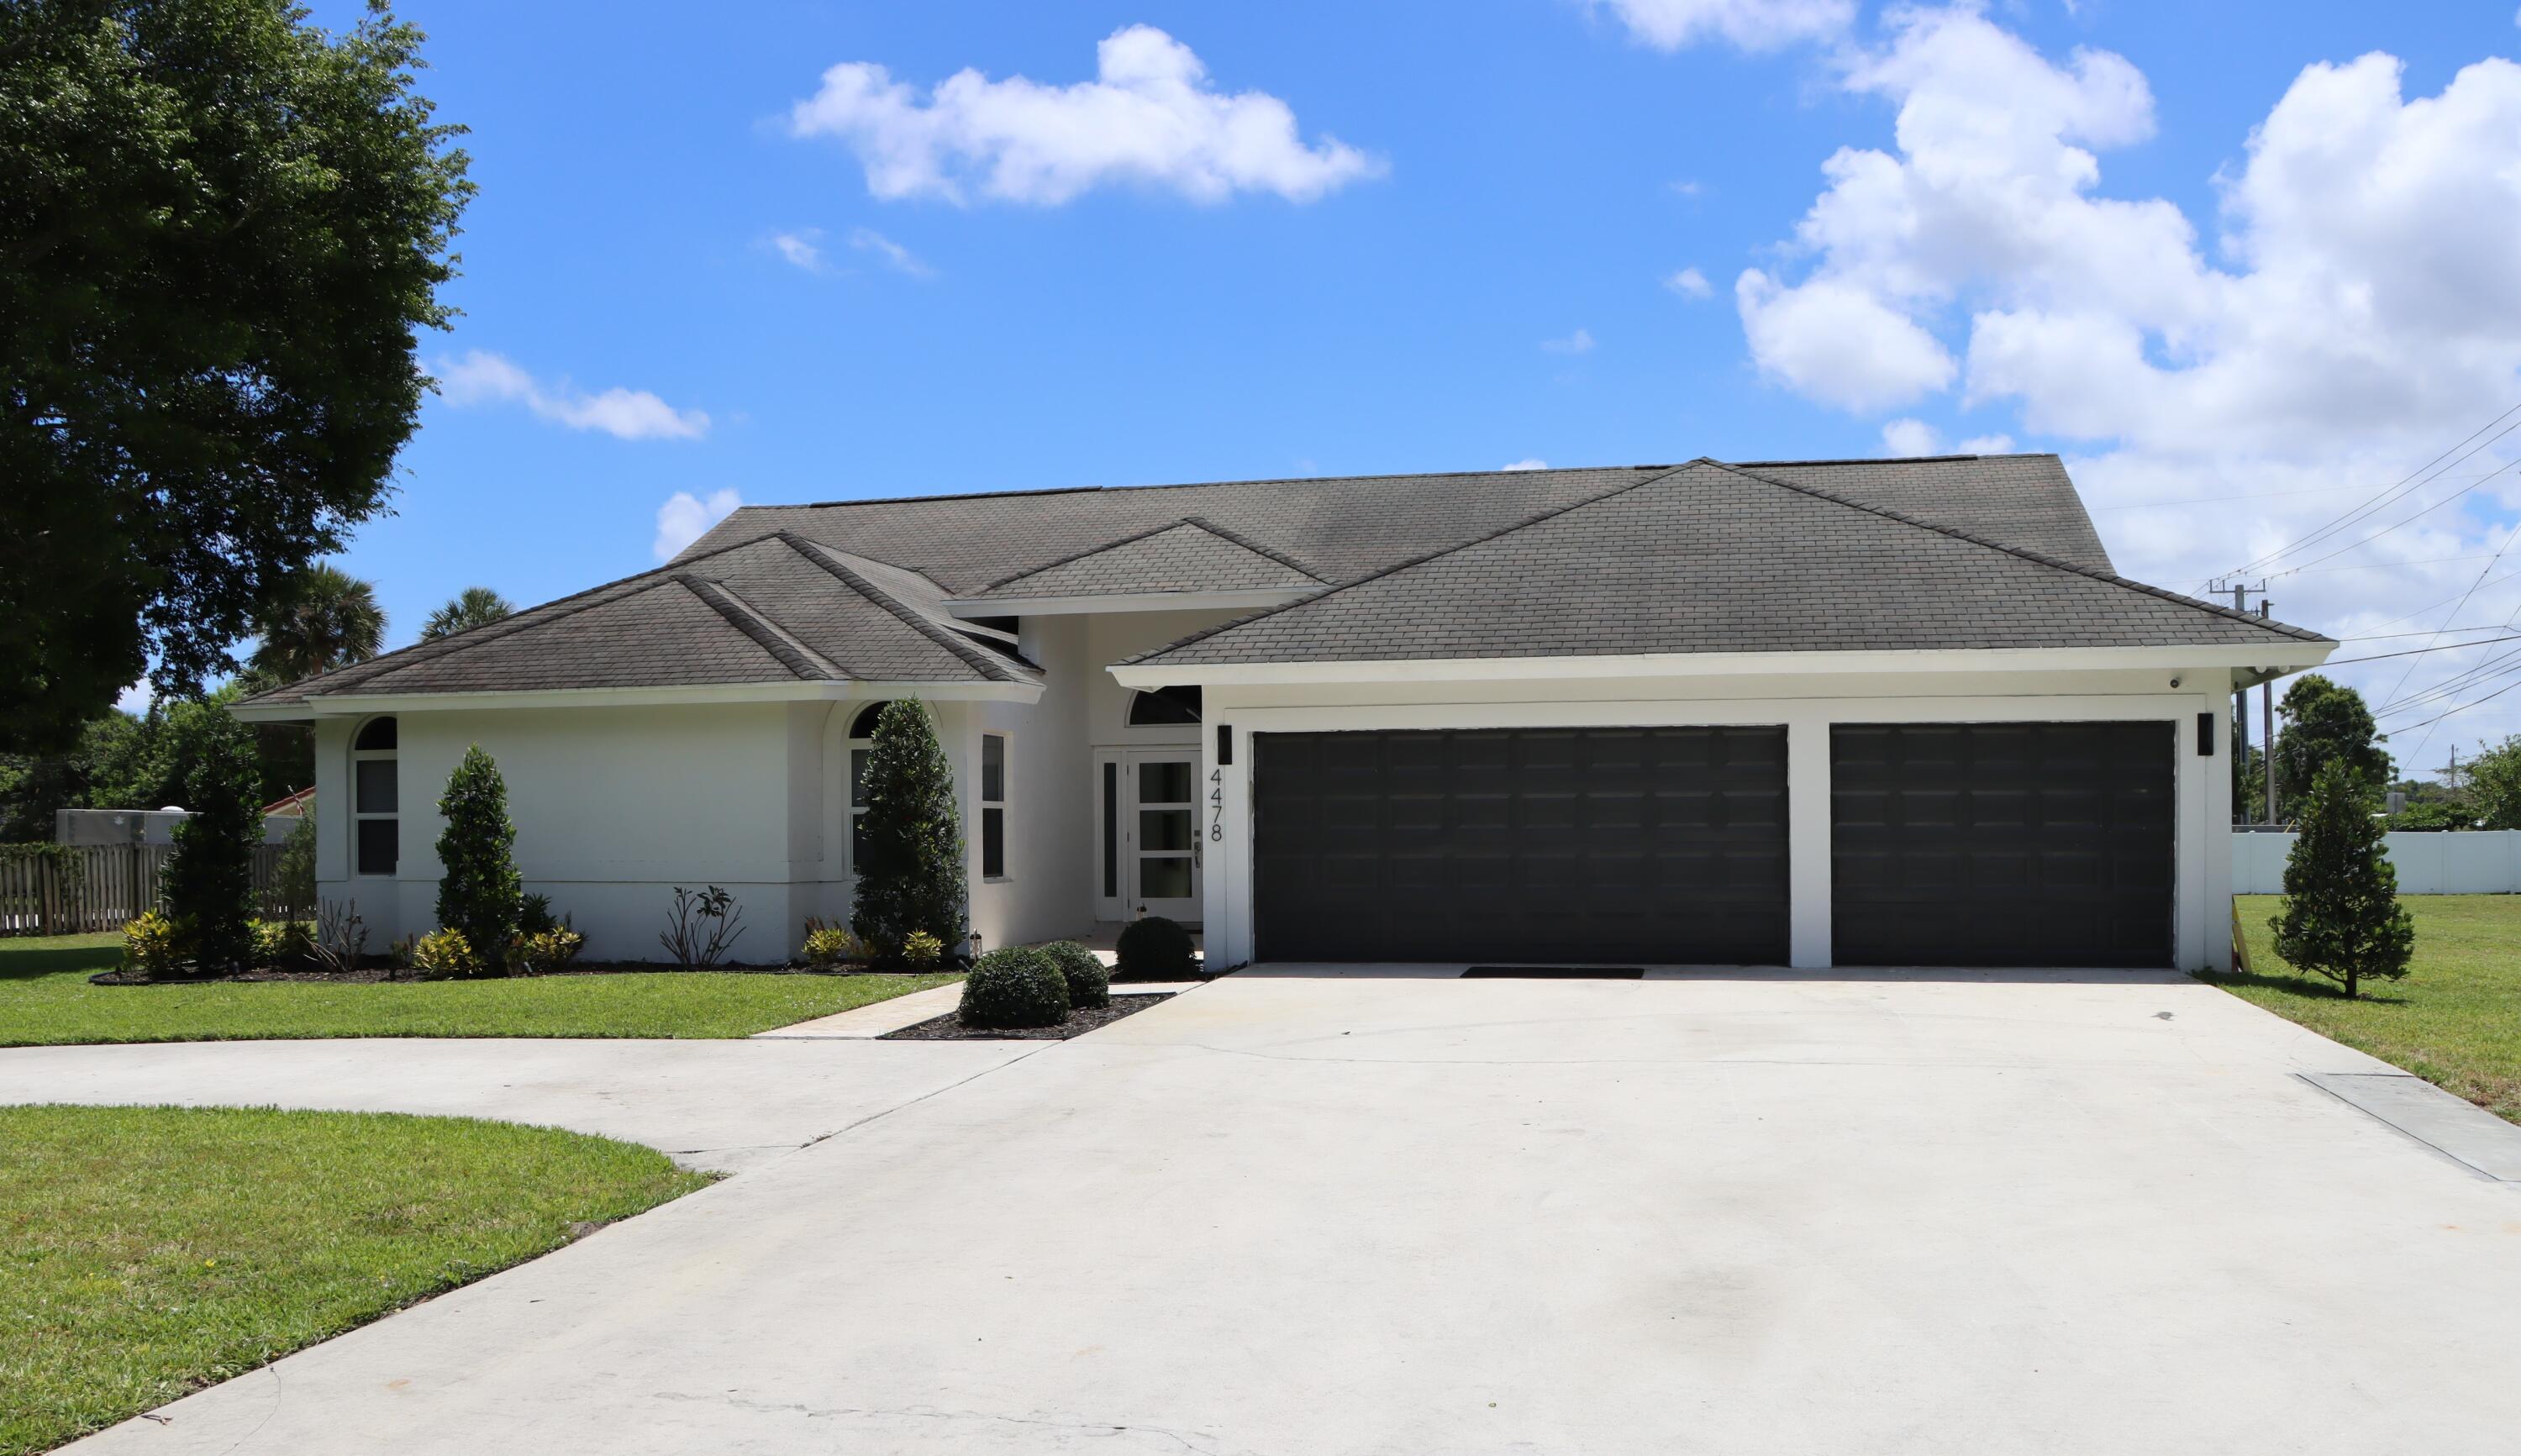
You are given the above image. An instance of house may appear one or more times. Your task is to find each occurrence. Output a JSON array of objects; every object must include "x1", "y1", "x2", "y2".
[{"x1": 235, "y1": 455, "x2": 2334, "y2": 971}]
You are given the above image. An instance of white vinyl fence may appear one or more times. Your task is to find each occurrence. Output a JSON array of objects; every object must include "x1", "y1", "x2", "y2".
[{"x1": 2232, "y1": 829, "x2": 2521, "y2": 894}]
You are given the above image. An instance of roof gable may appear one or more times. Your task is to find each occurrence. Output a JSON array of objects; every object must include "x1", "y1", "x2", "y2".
[
  {"x1": 978, "y1": 518, "x2": 1324, "y2": 599},
  {"x1": 1134, "y1": 460, "x2": 2327, "y2": 668}
]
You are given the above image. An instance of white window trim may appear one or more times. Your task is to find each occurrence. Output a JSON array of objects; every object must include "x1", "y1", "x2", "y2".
[
  {"x1": 350, "y1": 717, "x2": 398, "y2": 879},
  {"x1": 980, "y1": 731, "x2": 1011, "y2": 883},
  {"x1": 844, "y1": 702, "x2": 891, "y2": 879}
]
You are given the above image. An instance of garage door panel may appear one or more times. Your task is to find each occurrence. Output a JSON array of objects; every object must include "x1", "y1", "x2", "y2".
[
  {"x1": 1256, "y1": 727, "x2": 1789, "y2": 964},
  {"x1": 1832, "y1": 722, "x2": 2172, "y2": 969}
]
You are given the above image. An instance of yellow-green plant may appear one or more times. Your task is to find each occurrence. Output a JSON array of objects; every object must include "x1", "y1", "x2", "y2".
[
  {"x1": 901, "y1": 930, "x2": 945, "y2": 969},
  {"x1": 411, "y1": 927, "x2": 480, "y2": 979},
  {"x1": 800, "y1": 922, "x2": 858, "y2": 967},
  {"x1": 121, "y1": 912, "x2": 182, "y2": 978},
  {"x1": 250, "y1": 917, "x2": 313, "y2": 967},
  {"x1": 512, "y1": 927, "x2": 585, "y2": 975}
]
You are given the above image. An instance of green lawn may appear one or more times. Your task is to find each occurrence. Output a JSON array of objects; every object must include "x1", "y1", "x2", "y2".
[
  {"x1": 2216, "y1": 895, "x2": 2521, "y2": 1124},
  {"x1": 0, "y1": 933, "x2": 955, "y2": 1046},
  {"x1": 1, "y1": 1104, "x2": 710, "y2": 1455}
]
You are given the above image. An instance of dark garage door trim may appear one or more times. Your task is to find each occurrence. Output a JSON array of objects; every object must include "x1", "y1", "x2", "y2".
[
  {"x1": 1830, "y1": 721, "x2": 2175, "y2": 969},
  {"x1": 1252, "y1": 726, "x2": 1790, "y2": 965}
]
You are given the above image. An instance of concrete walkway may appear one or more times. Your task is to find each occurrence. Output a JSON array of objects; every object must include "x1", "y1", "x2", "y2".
[{"x1": 24, "y1": 970, "x2": 2521, "y2": 1454}]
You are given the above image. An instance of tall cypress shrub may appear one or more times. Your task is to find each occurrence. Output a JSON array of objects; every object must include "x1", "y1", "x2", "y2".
[
  {"x1": 2271, "y1": 760, "x2": 2414, "y2": 999},
  {"x1": 850, "y1": 701, "x2": 967, "y2": 962},
  {"x1": 160, "y1": 708, "x2": 261, "y2": 973},
  {"x1": 435, "y1": 744, "x2": 522, "y2": 973}
]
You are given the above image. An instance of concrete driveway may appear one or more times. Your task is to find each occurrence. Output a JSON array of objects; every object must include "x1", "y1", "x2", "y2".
[{"x1": 22, "y1": 970, "x2": 2521, "y2": 1455}]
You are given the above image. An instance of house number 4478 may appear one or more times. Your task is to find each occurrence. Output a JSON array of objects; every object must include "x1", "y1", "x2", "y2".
[{"x1": 1208, "y1": 768, "x2": 1224, "y2": 841}]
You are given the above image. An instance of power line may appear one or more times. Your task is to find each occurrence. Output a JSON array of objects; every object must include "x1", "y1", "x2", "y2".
[
  {"x1": 2355, "y1": 568, "x2": 2521, "y2": 634},
  {"x1": 2225, "y1": 402, "x2": 2521, "y2": 576},
  {"x1": 2089, "y1": 474, "x2": 2502, "y2": 513},
  {"x1": 2321, "y1": 633, "x2": 2521, "y2": 667},
  {"x1": 2342, "y1": 625, "x2": 2518, "y2": 641},
  {"x1": 2383, "y1": 674, "x2": 2521, "y2": 739},
  {"x1": 2268, "y1": 456, "x2": 2521, "y2": 578},
  {"x1": 2393, "y1": 518, "x2": 2521, "y2": 764}
]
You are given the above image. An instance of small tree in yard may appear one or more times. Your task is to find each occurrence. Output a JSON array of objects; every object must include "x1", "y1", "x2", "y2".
[
  {"x1": 435, "y1": 745, "x2": 522, "y2": 974},
  {"x1": 2272, "y1": 760, "x2": 2415, "y2": 999},
  {"x1": 160, "y1": 708, "x2": 260, "y2": 973},
  {"x1": 850, "y1": 701, "x2": 966, "y2": 962}
]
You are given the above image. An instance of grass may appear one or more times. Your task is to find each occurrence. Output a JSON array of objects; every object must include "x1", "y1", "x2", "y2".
[
  {"x1": 0, "y1": 933, "x2": 955, "y2": 1046},
  {"x1": 0, "y1": 1104, "x2": 711, "y2": 1455},
  {"x1": 2215, "y1": 895, "x2": 2521, "y2": 1124}
]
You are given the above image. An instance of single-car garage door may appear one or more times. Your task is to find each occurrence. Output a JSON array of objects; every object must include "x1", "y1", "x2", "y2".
[
  {"x1": 1253, "y1": 727, "x2": 1788, "y2": 964},
  {"x1": 1831, "y1": 722, "x2": 2174, "y2": 968}
]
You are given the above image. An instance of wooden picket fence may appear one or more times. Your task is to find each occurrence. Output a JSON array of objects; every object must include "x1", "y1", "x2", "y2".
[{"x1": 0, "y1": 844, "x2": 297, "y2": 936}]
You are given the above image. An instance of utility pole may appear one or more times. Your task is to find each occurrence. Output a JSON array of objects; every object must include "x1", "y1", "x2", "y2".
[
  {"x1": 2261, "y1": 599, "x2": 2278, "y2": 824},
  {"x1": 2213, "y1": 577, "x2": 2270, "y2": 823}
]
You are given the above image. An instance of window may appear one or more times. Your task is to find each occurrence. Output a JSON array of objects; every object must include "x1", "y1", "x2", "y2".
[
  {"x1": 981, "y1": 733, "x2": 1008, "y2": 880},
  {"x1": 1128, "y1": 685, "x2": 1203, "y2": 726},
  {"x1": 351, "y1": 717, "x2": 398, "y2": 876},
  {"x1": 847, "y1": 702, "x2": 893, "y2": 870}
]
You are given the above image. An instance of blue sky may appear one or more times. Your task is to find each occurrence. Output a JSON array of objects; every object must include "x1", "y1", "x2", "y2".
[{"x1": 297, "y1": 1, "x2": 2521, "y2": 775}]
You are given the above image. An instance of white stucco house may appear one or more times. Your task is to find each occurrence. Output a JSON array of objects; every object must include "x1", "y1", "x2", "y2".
[{"x1": 237, "y1": 455, "x2": 2334, "y2": 971}]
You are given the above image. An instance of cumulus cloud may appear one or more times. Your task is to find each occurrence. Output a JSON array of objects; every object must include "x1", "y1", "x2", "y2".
[
  {"x1": 1732, "y1": 6, "x2": 2521, "y2": 754},
  {"x1": 654, "y1": 488, "x2": 743, "y2": 562},
  {"x1": 1582, "y1": 0, "x2": 1854, "y2": 50},
  {"x1": 1880, "y1": 418, "x2": 1941, "y2": 456},
  {"x1": 1502, "y1": 458, "x2": 1550, "y2": 470},
  {"x1": 790, "y1": 25, "x2": 1383, "y2": 206},
  {"x1": 770, "y1": 230, "x2": 824, "y2": 271},
  {"x1": 849, "y1": 227, "x2": 936, "y2": 278},
  {"x1": 1666, "y1": 265, "x2": 1713, "y2": 298},
  {"x1": 436, "y1": 350, "x2": 710, "y2": 441},
  {"x1": 1542, "y1": 328, "x2": 1597, "y2": 355}
]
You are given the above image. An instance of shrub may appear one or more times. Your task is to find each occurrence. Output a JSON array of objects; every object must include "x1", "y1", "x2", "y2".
[
  {"x1": 958, "y1": 946, "x2": 1070, "y2": 1028},
  {"x1": 2272, "y1": 760, "x2": 2416, "y2": 999},
  {"x1": 901, "y1": 930, "x2": 945, "y2": 969},
  {"x1": 250, "y1": 918, "x2": 313, "y2": 967},
  {"x1": 1039, "y1": 940, "x2": 1109, "y2": 1010},
  {"x1": 659, "y1": 885, "x2": 746, "y2": 968},
  {"x1": 1116, "y1": 916, "x2": 1196, "y2": 980},
  {"x1": 436, "y1": 745, "x2": 524, "y2": 973},
  {"x1": 518, "y1": 892, "x2": 560, "y2": 937},
  {"x1": 276, "y1": 813, "x2": 317, "y2": 917},
  {"x1": 310, "y1": 900, "x2": 367, "y2": 975},
  {"x1": 121, "y1": 912, "x2": 182, "y2": 979},
  {"x1": 513, "y1": 926, "x2": 586, "y2": 975},
  {"x1": 800, "y1": 919, "x2": 859, "y2": 967},
  {"x1": 161, "y1": 708, "x2": 261, "y2": 974},
  {"x1": 411, "y1": 927, "x2": 480, "y2": 979},
  {"x1": 850, "y1": 701, "x2": 968, "y2": 961}
]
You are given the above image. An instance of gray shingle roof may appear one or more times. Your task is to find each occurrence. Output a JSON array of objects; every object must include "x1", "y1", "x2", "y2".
[
  {"x1": 1130, "y1": 460, "x2": 2329, "y2": 668},
  {"x1": 979, "y1": 518, "x2": 1325, "y2": 598}
]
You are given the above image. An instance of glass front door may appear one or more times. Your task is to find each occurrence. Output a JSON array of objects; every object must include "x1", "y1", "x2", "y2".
[{"x1": 1126, "y1": 753, "x2": 1202, "y2": 922}]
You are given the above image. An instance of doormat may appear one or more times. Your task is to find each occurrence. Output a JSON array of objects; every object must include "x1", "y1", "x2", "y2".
[{"x1": 1461, "y1": 966, "x2": 1645, "y2": 979}]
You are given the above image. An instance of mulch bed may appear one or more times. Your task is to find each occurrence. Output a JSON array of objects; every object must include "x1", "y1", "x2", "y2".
[
  {"x1": 88, "y1": 962, "x2": 923, "y2": 987},
  {"x1": 881, "y1": 992, "x2": 1172, "y2": 1041}
]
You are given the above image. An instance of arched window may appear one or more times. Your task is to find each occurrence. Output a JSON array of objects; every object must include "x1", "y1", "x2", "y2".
[
  {"x1": 846, "y1": 702, "x2": 893, "y2": 869},
  {"x1": 352, "y1": 717, "x2": 398, "y2": 877},
  {"x1": 1128, "y1": 685, "x2": 1202, "y2": 726}
]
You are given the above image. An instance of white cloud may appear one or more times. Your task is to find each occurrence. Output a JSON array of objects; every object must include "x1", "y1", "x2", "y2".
[
  {"x1": 1732, "y1": 6, "x2": 2521, "y2": 755},
  {"x1": 437, "y1": 350, "x2": 709, "y2": 441},
  {"x1": 1542, "y1": 328, "x2": 1597, "y2": 355},
  {"x1": 790, "y1": 25, "x2": 1383, "y2": 206},
  {"x1": 1880, "y1": 418, "x2": 1941, "y2": 456},
  {"x1": 1666, "y1": 265, "x2": 1713, "y2": 299},
  {"x1": 770, "y1": 229, "x2": 824, "y2": 271},
  {"x1": 1583, "y1": 0, "x2": 1855, "y2": 50},
  {"x1": 654, "y1": 488, "x2": 743, "y2": 562},
  {"x1": 1502, "y1": 458, "x2": 1550, "y2": 470},
  {"x1": 115, "y1": 679, "x2": 154, "y2": 715},
  {"x1": 849, "y1": 226, "x2": 936, "y2": 278},
  {"x1": 1957, "y1": 434, "x2": 2016, "y2": 454}
]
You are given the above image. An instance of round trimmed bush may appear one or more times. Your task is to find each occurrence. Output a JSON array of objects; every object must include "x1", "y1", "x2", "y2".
[
  {"x1": 1039, "y1": 941, "x2": 1109, "y2": 1010},
  {"x1": 958, "y1": 946, "x2": 1070, "y2": 1029},
  {"x1": 1115, "y1": 915, "x2": 1196, "y2": 980}
]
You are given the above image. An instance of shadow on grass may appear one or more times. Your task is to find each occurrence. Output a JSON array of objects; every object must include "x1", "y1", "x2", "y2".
[
  {"x1": 0, "y1": 940, "x2": 124, "y2": 981},
  {"x1": 2197, "y1": 969, "x2": 2410, "y2": 1007}
]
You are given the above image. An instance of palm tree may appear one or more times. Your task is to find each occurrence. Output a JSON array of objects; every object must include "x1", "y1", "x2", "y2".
[
  {"x1": 422, "y1": 586, "x2": 515, "y2": 640},
  {"x1": 250, "y1": 565, "x2": 386, "y2": 684}
]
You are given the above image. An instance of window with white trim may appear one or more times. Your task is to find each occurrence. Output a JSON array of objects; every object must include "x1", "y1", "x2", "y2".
[
  {"x1": 847, "y1": 701, "x2": 892, "y2": 872},
  {"x1": 351, "y1": 717, "x2": 398, "y2": 876},
  {"x1": 981, "y1": 733, "x2": 1008, "y2": 880}
]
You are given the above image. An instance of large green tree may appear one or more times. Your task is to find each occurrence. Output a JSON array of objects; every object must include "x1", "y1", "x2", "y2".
[
  {"x1": 850, "y1": 702, "x2": 968, "y2": 962},
  {"x1": 2463, "y1": 735, "x2": 2521, "y2": 830},
  {"x1": 1, "y1": 0, "x2": 471, "y2": 752},
  {"x1": 2271, "y1": 761, "x2": 2414, "y2": 999},
  {"x1": 2273, "y1": 675, "x2": 2390, "y2": 819},
  {"x1": 421, "y1": 586, "x2": 513, "y2": 641},
  {"x1": 250, "y1": 565, "x2": 387, "y2": 684},
  {"x1": 159, "y1": 708, "x2": 261, "y2": 973}
]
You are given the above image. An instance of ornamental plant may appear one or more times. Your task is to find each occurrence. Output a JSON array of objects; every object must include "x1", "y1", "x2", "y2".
[
  {"x1": 849, "y1": 701, "x2": 967, "y2": 963},
  {"x1": 160, "y1": 707, "x2": 261, "y2": 974},
  {"x1": 957, "y1": 946, "x2": 1069, "y2": 1029},
  {"x1": 800, "y1": 920, "x2": 859, "y2": 968},
  {"x1": 1039, "y1": 940, "x2": 1110, "y2": 1010},
  {"x1": 121, "y1": 912, "x2": 181, "y2": 979},
  {"x1": 2271, "y1": 760, "x2": 2416, "y2": 999},
  {"x1": 512, "y1": 926, "x2": 586, "y2": 975},
  {"x1": 412, "y1": 927, "x2": 479, "y2": 979},
  {"x1": 901, "y1": 930, "x2": 945, "y2": 969},
  {"x1": 1115, "y1": 916, "x2": 1196, "y2": 980},
  {"x1": 435, "y1": 744, "x2": 522, "y2": 975}
]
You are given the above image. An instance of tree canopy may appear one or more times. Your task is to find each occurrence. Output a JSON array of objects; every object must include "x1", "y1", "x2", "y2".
[
  {"x1": 2271, "y1": 760, "x2": 2414, "y2": 999},
  {"x1": 2274, "y1": 675, "x2": 2390, "y2": 819},
  {"x1": 422, "y1": 586, "x2": 514, "y2": 641},
  {"x1": 1, "y1": 0, "x2": 471, "y2": 752},
  {"x1": 250, "y1": 565, "x2": 387, "y2": 685}
]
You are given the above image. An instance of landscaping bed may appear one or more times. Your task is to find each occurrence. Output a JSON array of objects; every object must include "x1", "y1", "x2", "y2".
[
  {"x1": 882, "y1": 991, "x2": 1173, "y2": 1040},
  {"x1": 0, "y1": 1104, "x2": 708, "y2": 1456},
  {"x1": 90, "y1": 959, "x2": 927, "y2": 986},
  {"x1": 2213, "y1": 894, "x2": 2521, "y2": 1124}
]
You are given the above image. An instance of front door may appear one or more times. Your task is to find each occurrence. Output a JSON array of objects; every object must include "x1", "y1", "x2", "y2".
[{"x1": 1100, "y1": 750, "x2": 1203, "y2": 924}]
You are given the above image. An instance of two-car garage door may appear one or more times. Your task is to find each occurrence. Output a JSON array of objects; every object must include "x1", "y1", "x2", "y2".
[{"x1": 1250, "y1": 721, "x2": 2174, "y2": 968}]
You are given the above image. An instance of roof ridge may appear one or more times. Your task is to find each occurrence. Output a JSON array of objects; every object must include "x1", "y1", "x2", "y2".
[
  {"x1": 765, "y1": 463, "x2": 1673, "y2": 513},
  {"x1": 1726, "y1": 452, "x2": 2060, "y2": 467},
  {"x1": 976, "y1": 516, "x2": 1205, "y2": 591},
  {"x1": 676, "y1": 576, "x2": 845, "y2": 681},
  {"x1": 1179, "y1": 516, "x2": 1327, "y2": 581},
  {"x1": 778, "y1": 534, "x2": 1027, "y2": 683},
  {"x1": 1118, "y1": 465, "x2": 1697, "y2": 667},
  {"x1": 1702, "y1": 460, "x2": 2331, "y2": 643}
]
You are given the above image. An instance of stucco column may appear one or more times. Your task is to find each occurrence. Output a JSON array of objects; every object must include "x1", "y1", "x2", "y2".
[{"x1": 1786, "y1": 709, "x2": 1834, "y2": 968}]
